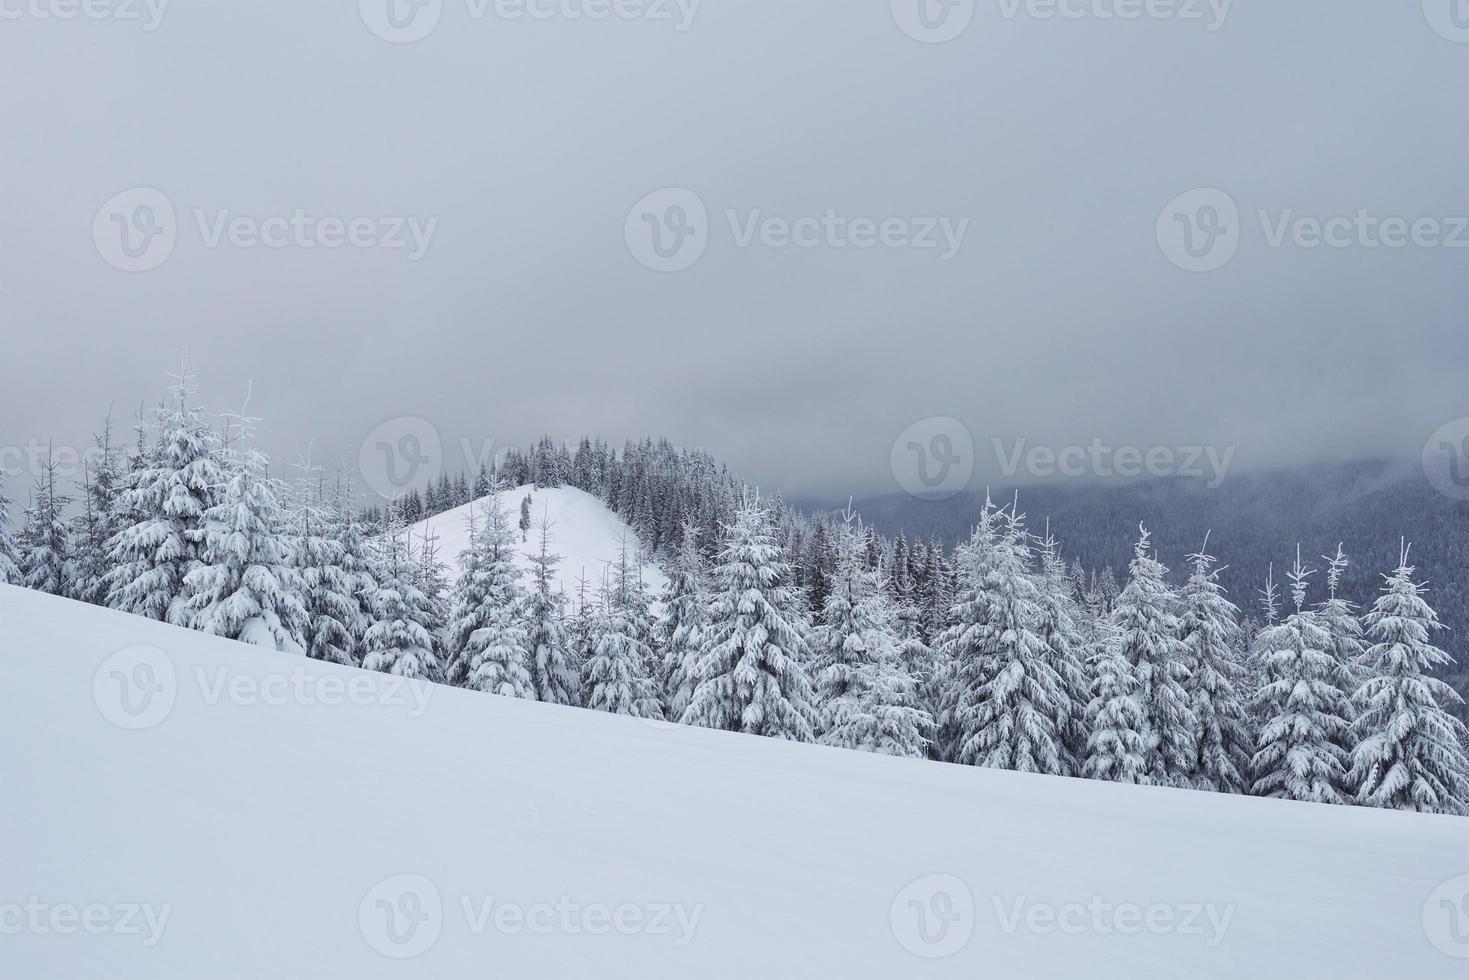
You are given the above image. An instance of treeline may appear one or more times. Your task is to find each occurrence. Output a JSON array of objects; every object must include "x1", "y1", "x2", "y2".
[{"x1": 3, "y1": 371, "x2": 1467, "y2": 816}]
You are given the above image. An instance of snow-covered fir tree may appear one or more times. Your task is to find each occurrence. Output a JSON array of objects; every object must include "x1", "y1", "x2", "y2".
[
  {"x1": 524, "y1": 512, "x2": 580, "y2": 706},
  {"x1": 938, "y1": 502, "x2": 1074, "y2": 775},
  {"x1": 70, "y1": 414, "x2": 126, "y2": 605},
  {"x1": 0, "y1": 480, "x2": 22, "y2": 586},
  {"x1": 1084, "y1": 625, "x2": 1152, "y2": 785},
  {"x1": 1317, "y1": 545, "x2": 1368, "y2": 697},
  {"x1": 1250, "y1": 551, "x2": 1354, "y2": 804},
  {"x1": 291, "y1": 467, "x2": 368, "y2": 666},
  {"x1": 105, "y1": 370, "x2": 223, "y2": 624},
  {"x1": 683, "y1": 495, "x2": 818, "y2": 741},
  {"x1": 656, "y1": 521, "x2": 708, "y2": 722},
  {"x1": 1177, "y1": 536, "x2": 1252, "y2": 794},
  {"x1": 1110, "y1": 525, "x2": 1197, "y2": 787},
  {"x1": 19, "y1": 445, "x2": 75, "y2": 598},
  {"x1": 181, "y1": 419, "x2": 306, "y2": 652},
  {"x1": 582, "y1": 542, "x2": 663, "y2": 719},
  {"x1": 1034, "y1": 522, "x2": 1093, "y2": 768},
  {"x1": 361, "y1": 506, "x2": 441, "y2": 681},
  {"x1": 1348, "y1": 544, "x2": 1469, "y2": 815},
  {"x1": 444, "y1": 494, "x2": 533, "y2": 698}
]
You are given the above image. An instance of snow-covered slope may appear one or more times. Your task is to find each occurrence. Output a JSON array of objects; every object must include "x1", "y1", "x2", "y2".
[
  {"x1": 405, "y1": 484, "x2": 668, "y2": 600},
  {"x1": 5, "y1": 584, "x2": 1468, "y2": 979}
]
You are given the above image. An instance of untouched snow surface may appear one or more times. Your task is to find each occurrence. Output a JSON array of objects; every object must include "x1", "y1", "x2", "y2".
[
  {"x1": 6, "y1": 584, "x2": 1469, "y2": 979},
  {"x1": 405, "y1": 484, "x2": 668, "y2": 600}
]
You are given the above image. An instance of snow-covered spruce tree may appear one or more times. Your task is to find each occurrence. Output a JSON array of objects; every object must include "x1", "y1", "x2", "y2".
[
  {"x1": 582, "y1": 543, "x2": 663, "y2": 719},
  {"x1": 1110, "y1": 525, "x2": 1197, "y2": 787},
  {"x1": 181, "y1": 423, "x2": 306, "y2": 652},
  {"x1": 1250, "y1": 551, "x2": 1353, "y2": 804},
  {"x1": 1177, "y1": 537, "x2": 1252, "y2": 794},
  {"x1": 105, "y1": 372, "x2": 223, "y2": 624},
  {"x1": 932, "y1": 493, "x2": 1006, "y2": 761},
  {"x1": 411, "y1": 526, "x2": 450, "y2": 684},
  {"x1": 361, "y1": 507, "x2": 441, "y2": 681},
  {"x1": 812, "y1": 517, "x2": 883, "y2": 734},
  {"x1": 683, "y1": 495, "x2": 818, "y2": 741},
  {"x1": 290, "y1": 467, "x2": 367, "y2": 666},
  {"x1": 0, "y1": 480, "x2": 22, "y2": 585},
  {"x1": 1034, "y1": 523, "x2": 1092, "y2": 768},
  {"x1": 525, "y1": 513, "x2": 580, "y2": 706},
  {"x1": 20, "y1": 445, "x2": 75, "y2": 598},
  {"x1": 1317, "y1": 545, "x2": 1368, "y2": 697},
  {"x1": 1348, "y1": 544, "x2": 1469, "y2": 814},
  {"x1": 70, "y1": 414, "x2": 126, "y2": 605},
  {"x1": 656, "y1": 521, "x2": 708, "y2": 722},
  {"x1": 444, "y1": 494, "x2": 533, "y2": 698},
  {"x1": 942, "y1": 504, "x2": 1074, "y2": 775},
  {"x1": 1084, "y1": 626, "x2": 1152, "y2": 785}
]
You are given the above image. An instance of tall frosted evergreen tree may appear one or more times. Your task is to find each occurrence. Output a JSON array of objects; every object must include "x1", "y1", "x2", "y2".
[
  {"x1": 291, "y1": 468, "x2": 368, "y2": 666},
  {"x1": 20, "y1": 445, "x2": 75, "y2": 598},
  {"x1": 181, "y1": 427, "x2": 306, "y2": 652},
  {"x1": 656, "y1": 522, "x2": 708, "y2": 721},
  {"x1": 1177, "y1": 538, "x2": 1252, "y2": 794},
  {"x1": 105, "y1": 372, "x2": 223, "y2": 624},
  {"x1": 1084, "y1": 626, "x2": 1152, "y2": 785},
  {"x1": 1111, "y1": 525, "x2": 1197, "y2": 787},
  {"x1": 71, "y1": 414, "x2": 126, "y2": 605},
  {"x1": 0, "y1": 480, "x2": 22, "y2": 586},
  {"x1": 583, "y1": 543, "x2": 663, "y2": 719},
  {"x1": 1348, "y1": 545, "x2": 1469, "y2": 814},
  {"x1": 1034, "y1": 523, "x2": 1092, "y2": 767},
  {"x1": 941, "y1": 505, "x2": 1073, "y2": 775},
  {"x1": 1250, "y1": 552, "x2": 1353, "y2": 804},
  {"x1": 933, "y1": 493, "x2": 1006, "y2": 762},
  {"x1": 683, "y1": 496, "x2": 818, "y2": 742},
  {"x1": 525, "y1": 514, "x2": 579, "y2": 706},
  {"x1": 1317, "y1": 545, "x2": 1368, "y2": 696},
  {"x1": 444, "y1": 495, "x2": 533, "y2": 698},
  {"x1": 361, "y1": 508, "x2": 441, "y2": 681}
]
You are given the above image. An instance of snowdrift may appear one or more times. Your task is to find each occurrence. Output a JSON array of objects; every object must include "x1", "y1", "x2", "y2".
[
  {"x1": 4, "y1": 584, "x2": 1467, "y2": 979},
  {"x1": 403, "y1": 484, "x2": 669, "y2": 600}
]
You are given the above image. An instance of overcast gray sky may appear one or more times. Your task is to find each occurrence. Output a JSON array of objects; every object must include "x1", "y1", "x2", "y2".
[{"x1": 3, "y1": 1, "x2": 1467, "y2": 499}]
